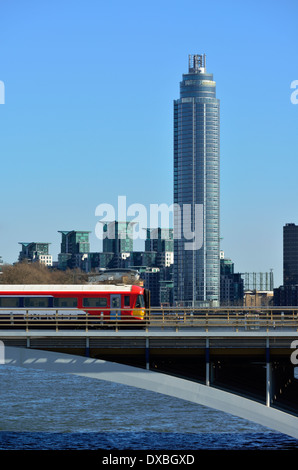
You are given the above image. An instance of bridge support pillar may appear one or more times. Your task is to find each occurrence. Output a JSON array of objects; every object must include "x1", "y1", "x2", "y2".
[
  {"x1": 206, "y1": 338, "x2": 210, "y2": 386},
  {"x1": 145, "y1": 337, "x2": 149, "y2": 370},
  {"x1": 266, "y1": 338, "x2": 272, "y2": 407}
]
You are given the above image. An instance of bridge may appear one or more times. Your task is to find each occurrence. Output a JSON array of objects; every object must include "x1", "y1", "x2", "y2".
[{"x1": 1, "y1": 307, "x2": 298, "y2": 440}]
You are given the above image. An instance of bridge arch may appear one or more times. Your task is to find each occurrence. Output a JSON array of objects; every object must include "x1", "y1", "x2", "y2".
[{"x1": 4, "y1": 346, "x2": 298, "y2": 440}]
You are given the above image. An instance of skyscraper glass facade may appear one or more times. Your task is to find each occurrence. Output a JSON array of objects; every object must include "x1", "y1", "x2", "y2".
[
  {"x1": 283, "y1": 223, "x2": 298, "y2": 285},
  {"x1": 173, "y1": 54, "x2": 220, "y2": 306},
  {"x1": 103, "y1": 222, "x2": 134, "y2": 254}
]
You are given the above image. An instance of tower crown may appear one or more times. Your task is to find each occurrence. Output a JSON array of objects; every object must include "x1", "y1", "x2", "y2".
[{"x1": 188, "y1": 54, "x2": 206, "y2": 73}]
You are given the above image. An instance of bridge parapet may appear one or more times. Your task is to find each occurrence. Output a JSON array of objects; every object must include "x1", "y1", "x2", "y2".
[{"x1": 0, "y1": 307, "x2": 297, "y2": 333}]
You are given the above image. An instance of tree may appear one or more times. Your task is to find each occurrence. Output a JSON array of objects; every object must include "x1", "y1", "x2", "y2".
[{"x1": 0, "y1": 261, "x2": 88, "y2": 284}]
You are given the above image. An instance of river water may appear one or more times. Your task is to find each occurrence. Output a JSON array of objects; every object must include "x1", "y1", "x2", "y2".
[{"x1": 0, "y1": 365, "x2": 297, "y2": 451}]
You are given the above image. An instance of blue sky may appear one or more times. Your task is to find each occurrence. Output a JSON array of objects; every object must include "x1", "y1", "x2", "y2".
[{"x1": 0, "y1": 0, "x2": 297, "y2": 286}]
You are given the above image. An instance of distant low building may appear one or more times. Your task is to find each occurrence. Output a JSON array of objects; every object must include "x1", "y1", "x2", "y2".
[
  {"x1": 244, "y1": 290, "x2": 274, "y2": 307},
  {"x1": 18, "y1": 242, "x2": 52, "y2": 266},
  {"x1": 139, "y1": 267, "x2": 161, "y2": 307},
  {"x1": 220, "y1": 252, "x2": 244, "y2": 306},
  {"x1": 103, "y1": 222, "x2": 134, "y2": 254},
  {"x1": 58, "y1": 230, "x2": 90, "y2": 270},
  {"x1": 88, "y1": 268, "x2": 141, "y2": 285},
  {"x1": 273, "y1": 285, "x2": 298, "y2": 306}
]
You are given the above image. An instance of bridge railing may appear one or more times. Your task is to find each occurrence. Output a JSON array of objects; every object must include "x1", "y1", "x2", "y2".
[
  {"x1": 0, "y1": 307, "x2": 298, "y2": 332},
  {"x1": 147, "y1": 308, "x2": 298, "y2": 332}
]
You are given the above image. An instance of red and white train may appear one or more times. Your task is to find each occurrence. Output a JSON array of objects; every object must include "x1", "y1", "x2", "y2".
[{"x1": 0, "y1": 284, "x2": 150, "y2": 325}]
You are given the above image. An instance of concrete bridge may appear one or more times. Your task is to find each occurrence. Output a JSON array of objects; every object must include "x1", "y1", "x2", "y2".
[{"x1": 1, "y1": 312, "x2": 298, "y2": 440}]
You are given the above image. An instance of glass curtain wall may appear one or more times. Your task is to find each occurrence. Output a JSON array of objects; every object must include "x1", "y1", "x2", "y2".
[{"x1": 173, "y1": 54, "x2": 220, "y2": 307}]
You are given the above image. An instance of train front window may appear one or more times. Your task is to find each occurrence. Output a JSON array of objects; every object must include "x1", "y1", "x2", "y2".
[
  {"x1": 135, "y1": 295, "x2": 145, "y2": 308},
  {"x1": 124, "y1": 295, "x2": 130, "y2": 307}
]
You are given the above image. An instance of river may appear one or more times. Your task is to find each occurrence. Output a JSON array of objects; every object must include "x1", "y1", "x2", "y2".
[{"x1": 0, "y1": 365, "x2": 297, "y2": 451}]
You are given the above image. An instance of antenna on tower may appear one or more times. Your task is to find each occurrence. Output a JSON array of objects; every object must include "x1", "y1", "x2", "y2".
[{"x1": 188, "y1": 54, "x2": 206, "y2": 73}]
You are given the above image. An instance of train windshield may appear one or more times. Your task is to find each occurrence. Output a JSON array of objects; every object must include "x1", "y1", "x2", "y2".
[{"x1": 135, "y1": 295, "x2": 145, "y2": 308}]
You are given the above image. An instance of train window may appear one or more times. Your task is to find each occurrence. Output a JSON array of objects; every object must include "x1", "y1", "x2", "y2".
[
  {"x1": 24, "y1": 297, "x2": 50, "y2": 308},
  {"x1": 111, "y1": 296, "x2": 120, "y2": 308},
  {"x1": 135, "y1": 295, "x2": 145, "y2": 308},
  {"x1": 124, "y1": 295, "x2": 130, "y2": 307},
  {"x1": 53, "y1": 297, "x2": 78, "y2": 308},
  {"x1": 83, "y1": 297, "x2": 107, "y2": 307},
  {"x1": 0, "y1": 297, "x2": 20, "y2": 308}
]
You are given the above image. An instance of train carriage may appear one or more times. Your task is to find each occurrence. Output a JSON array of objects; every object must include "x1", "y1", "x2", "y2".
[{"x1": 0, "y1": 284, "x2": 150, "y2": 329}]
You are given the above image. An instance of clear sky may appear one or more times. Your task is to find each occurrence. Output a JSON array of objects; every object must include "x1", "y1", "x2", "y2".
[{"x1": 0, "y1": 0, "x2": 297, "y2": 287}]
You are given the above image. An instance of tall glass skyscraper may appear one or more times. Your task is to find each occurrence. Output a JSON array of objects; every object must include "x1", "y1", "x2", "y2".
[{"x1": 173, "y1": 54, "x2": 220, "y2": 306}]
